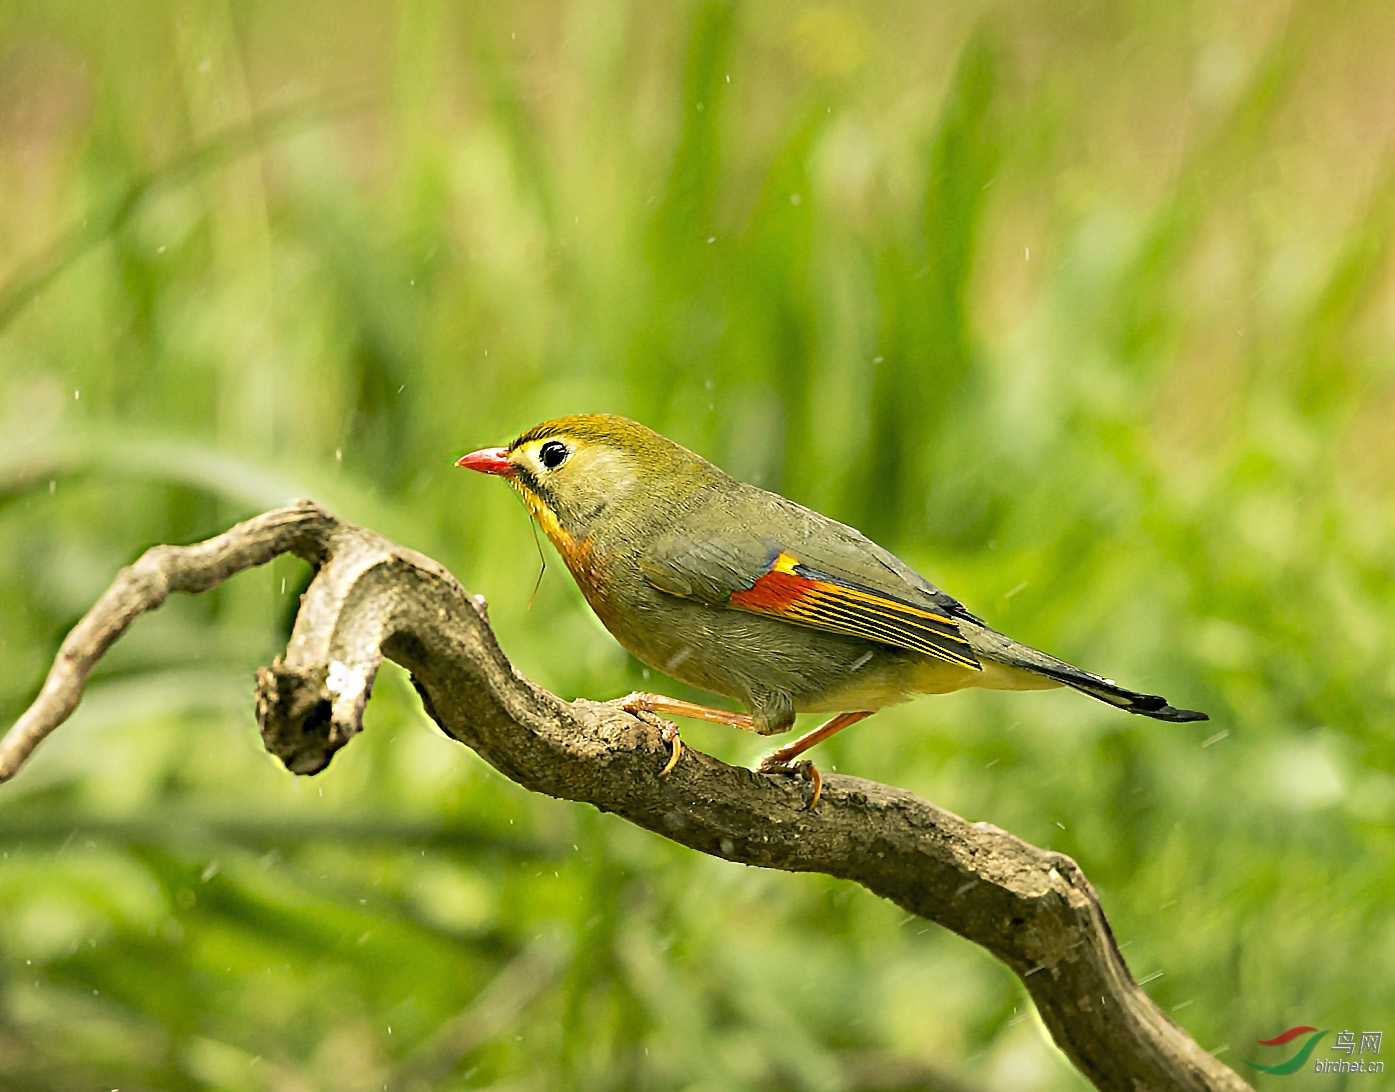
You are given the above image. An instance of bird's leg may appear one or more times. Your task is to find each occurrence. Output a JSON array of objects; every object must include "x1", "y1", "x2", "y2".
[
  {"x1": 616, "y1": 692, "x2": 757, "y2": 777},
  {"x1": 759, "y1": 710, "x2": 874, "y2": 767},
  {"x1": 757, "y1": 711, "x2": 875, "y2": 809},
  {"x1": 618, "y1": 692, "x2": 756, "y2": 729}
]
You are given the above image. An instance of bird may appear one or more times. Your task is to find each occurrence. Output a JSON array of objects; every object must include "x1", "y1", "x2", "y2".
[{"x1": 457, "y1": 414, "x2": 1206, "y2": 805}]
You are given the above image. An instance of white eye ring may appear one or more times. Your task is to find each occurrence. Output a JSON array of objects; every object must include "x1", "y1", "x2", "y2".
[{"x1": 538, "y1": 439, "x2": 570, "y2": 470}]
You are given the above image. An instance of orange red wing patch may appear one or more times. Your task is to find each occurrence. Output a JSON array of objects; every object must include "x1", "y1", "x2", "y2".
[{"x1": 729, "y1": 553, "x2": 980, "y2": 669}]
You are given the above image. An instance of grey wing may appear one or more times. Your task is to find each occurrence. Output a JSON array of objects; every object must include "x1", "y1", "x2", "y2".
[
  {"x1": 767, "y1": 495, "x2": 986, "y2": 623},
  {"x1": 637, "y1": 525, "x2": 779, "y2": 606}
]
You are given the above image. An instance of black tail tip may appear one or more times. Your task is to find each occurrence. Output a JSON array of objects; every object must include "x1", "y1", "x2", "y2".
[{"x1": 1141, "y1": 703, "x2": 1209, "y2": 723}]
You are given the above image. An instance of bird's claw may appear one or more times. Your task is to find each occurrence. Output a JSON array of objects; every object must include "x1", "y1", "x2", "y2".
[
  {"x1": 658, "y1": 721, "x2": 683, "y2": 776},
  {"x1": 624, "y1": 704, "x2": 683, "y2": 776},
  {"x1": 757, "y1": 755, "x2": 823, "y2": 810}
]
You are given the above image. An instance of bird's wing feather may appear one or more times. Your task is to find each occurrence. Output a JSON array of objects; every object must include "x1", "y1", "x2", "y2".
[{"x1": 640, "y1": 519, "x2": 980, "y2": 670}]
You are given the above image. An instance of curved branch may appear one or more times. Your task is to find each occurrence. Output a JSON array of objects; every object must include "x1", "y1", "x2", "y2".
[{"x1": 0, "y1": 503, "x2": 1247, "y2": 1092}]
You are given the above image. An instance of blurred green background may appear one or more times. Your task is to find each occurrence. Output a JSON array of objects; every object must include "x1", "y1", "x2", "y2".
[{"x1": 0, "y1": 2, "x2": 1391, "y2": 1090}]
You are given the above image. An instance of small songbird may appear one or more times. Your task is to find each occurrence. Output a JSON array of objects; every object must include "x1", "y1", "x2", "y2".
[{"x1": 458, "y1": 414, "x2": 1206, "y2": 804}]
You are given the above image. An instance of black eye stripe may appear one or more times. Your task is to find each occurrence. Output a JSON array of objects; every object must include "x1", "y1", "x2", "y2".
[
  {"x1": 513, "y1": 465, "x2": 543, "y2": 498},
  {"x1": 539, "y1": 439, "x2": 569, "y2": 469}
]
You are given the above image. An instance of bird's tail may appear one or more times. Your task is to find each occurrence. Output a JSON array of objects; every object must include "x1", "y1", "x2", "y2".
[
  {"x1": 1039, "y1": 661, "x2": 1208, "y2": 722},
  {"x1": 968, "y1": 625, "x2": 1209, "y2": 722}
]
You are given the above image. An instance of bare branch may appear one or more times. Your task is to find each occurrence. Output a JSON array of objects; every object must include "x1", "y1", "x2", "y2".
[
  {"x1": 0, "y1": 502, "x2": 336, "y2": 783},
  {"x1": 0, "y1": 504, "x2": 1248, "y2": 1092}
]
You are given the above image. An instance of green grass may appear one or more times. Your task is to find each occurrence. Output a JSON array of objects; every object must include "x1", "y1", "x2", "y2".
[{"x1": 1, "y1": 2, "x2": 1391, "y2": 1089}]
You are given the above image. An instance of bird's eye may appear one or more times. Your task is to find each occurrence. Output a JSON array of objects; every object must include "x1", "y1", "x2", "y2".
[{"x1": 538, "y1": 439, "x2": 570, "y2": 470}]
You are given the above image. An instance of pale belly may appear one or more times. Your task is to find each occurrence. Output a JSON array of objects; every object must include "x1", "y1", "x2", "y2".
[{"x1": 801, "y1": 652, "x2": 1061, "y2": 714}]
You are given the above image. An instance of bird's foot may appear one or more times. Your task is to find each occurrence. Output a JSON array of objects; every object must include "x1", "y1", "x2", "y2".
[
  {"x1": 756, "y1": 754, "x2": 823, "y2": 810},
  {"x1": 619, "y1": 699, "x2": 684, "y2": 776}
]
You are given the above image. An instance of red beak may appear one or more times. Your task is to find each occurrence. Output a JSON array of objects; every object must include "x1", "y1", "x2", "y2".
[{"x1": 455, "y1": 446, "x2": 515, "y2": 476}]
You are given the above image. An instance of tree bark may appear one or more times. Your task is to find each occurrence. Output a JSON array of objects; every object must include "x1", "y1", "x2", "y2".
[{"x1": 0, "y1": 502, "x2": 1249, "y2": 1092}]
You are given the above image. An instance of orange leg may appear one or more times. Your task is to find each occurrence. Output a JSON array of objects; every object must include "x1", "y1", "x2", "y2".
[
  {"x1": 759, "y1": 710, "x2": 874, "y2": 767},
  {"x1": 757, "y1": 711, "x2": 875, "y2": 809},
  {"x1": 618, "y1": 692, "x2": 756, "y2": 730},
  {"x1": 616, "y1": 692, "x2": 758, "y2": 778}
]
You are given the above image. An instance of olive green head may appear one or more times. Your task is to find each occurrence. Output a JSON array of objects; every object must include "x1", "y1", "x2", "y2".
[{"x1": 456, "y1": 414, "x2": 718, "y2": 549}]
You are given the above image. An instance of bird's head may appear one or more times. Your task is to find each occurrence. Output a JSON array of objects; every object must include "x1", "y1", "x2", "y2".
[{"x1": 457, "y1": 414, "x2": 711, "y2": 552}]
